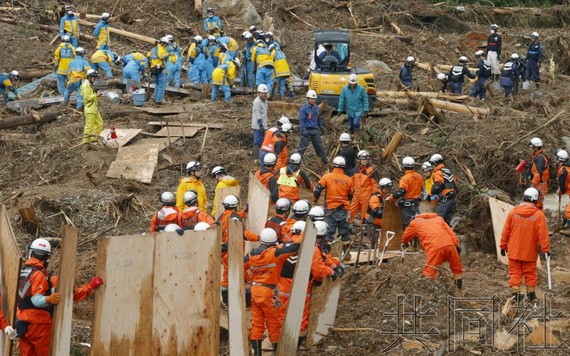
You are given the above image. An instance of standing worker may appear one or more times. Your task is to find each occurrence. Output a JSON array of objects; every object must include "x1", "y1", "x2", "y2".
[
  {"x1": 80, "y1": 69, "x2": 104, "y2": 143},
  {"x1": 176, "y1": 161, "x2": 207, "y2": 212},
  {"x1": 0, "y1": 71, "x2": 21, "y2": 105},
  {"x1": 471, "y1": 50, "x2": 491, "y2": 100},
  {"x1": 203, "y1": 7, "x2": 222, "y2": 34},
  {"x1": 500, "y1": 54, "x2": 522, "y2": 98},
  {"x1": 526, "y1": 32, "x2": 542, "y2": 87},
  {"x1": 59, "y1": 5, "x2": 80, "y2": 48},
  {"x1": 251, "y1": 41, "x2": 275, "y2": 95},
  {"x1": 500, "y1": 188, "x2": 550, "y2": 303},
  {"x1": 93, "y1": 12, "x2": 111, "y2": 50},
  {"x1": 338, "y1": 133, "x2": 358, "y2": 174},
  {"x1": 165, "y1": 35, "x2": 182, "y2": 88},
  {"x1": 16, "y1": 238, "x2": 103, "y2": 355},
  {"x1": 337, "y1": 74, "x2": 369, "y2": 134},
  {"x1": 63, "y1": 47, "x2": 91, "y2": 109},
  {"x1": 255, "y1": 153, "x2": 280, "y2": 203},
  {"x1": 211, "y1": 166, "x2": 240, "y2": 218},
  {"x1": 281, "y1": 200, "x2": 311, "y2": 242},
  {"x1": 447, "y1": 56, "x2": 476, "y2": 95},
  {"x1": 53, "y1": 35, "x2": 76, "y2": 95},
  {"x1": 349, "y1": 150, "x2": 378, "y2": 224},
  {"x1": 211, "y1": 58, "x2": 240, "y2": 103},
  {"x1": 252, "y1": 84, "x2": 268, "y2": 160},
  {"x1": 260, "y1": 122, "x2": 292, "y2": 169},
  {"x1": 421, "y1": 162, "x2": 437, "y2": 202},
  {"x1": 149, "y1": 37, "x2": 169, "y2": 104},
  {"x1": 429, "y1": 154, "x2": 458, "y2": 226},
  {"x1": 178, "y1": 191, "x2": 214, "y2": 230},
  {"x1": 272, "y1": 45, "x2": 294, "y2": 99},
  {"x1": 313, "y1": 156, "x2": 354, "y2": 253},
  {"x1": 298, "y1": 90, "x2": 328, "y2": 165},
  {"x1": 266, "y1": 198, "x2": 291, "y2": 242},
  {"x1": 150, "y1": 192, "x2": 180, "y2": 232},
  {"x1": 393, "y1": 157, "x2": 423, "y2": 229},
  {"x1": 556, "y1": 150, "x2": 570, "y2": 230},
  {"x1": 401, "y1": 213, "x2": 464, "y2": 288},
  {"x1": 526, "y1": 137, "x2": 549, "y2": 209},
  {"x1": 260, "y1": 116, "x2": 291, "y2": 166},
  {"x1": 275, "y1": 154, "x2": 314, "y2": 205},
  {"x1": 399, "y1": 56, "x2": 415, "y2": 90},
  {"x1": 487, "y1": 24, "x2": 502, "y2": 82},
  {"x1": 366, "y1": 178, "x2": 393, "y2": 245},
  {"x1": 241, "y1": 32, "x2": 256, "y2": 88}
]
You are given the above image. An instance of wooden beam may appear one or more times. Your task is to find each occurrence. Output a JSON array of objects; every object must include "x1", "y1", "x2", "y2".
[
  {"x1": 214, "y1": 185, "x2": 241, "y2": 220},
  {"x1": 147, "y1": 121, "x2": 224, "y2": 129},
  {"x1": 77, "y1": 19, "x2": 156, "y2": 44},
  {"x1": 429, "y1": 99, "x2": 490, "y2": 116},
  {"x1": 50, "y1": 225, "x2": 79, "y2": 356},
  {"x1": 376, "y1": 91, "x2": 471, "y2": 101},
  {"x1": 245, "y1": 172, "x2": 270, "y2": 254},
  {"x1": 381, "y1": 131, "x2": 404, "y2": 159},
  {"x1": 228, "y1": 220, "x2": 248, "y2": 356},
  {"x1": 17, "y1": 69, "x2": 54, "y2": 80},
  {"x1": 306, "y1": 278, "x2": 342, "y2": 347},
  {"x1": 0, "y1": 110, "x2": 63, "y2": 130}
]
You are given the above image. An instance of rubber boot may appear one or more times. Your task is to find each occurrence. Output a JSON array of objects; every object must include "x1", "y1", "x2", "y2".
[
  {"x1": 297, "y1": 335, "x2": 306, "y2": 348},
  {"x1": 221, "y1": 288, "x2": 228, "y2": 305},
  {"x1": 454, "y1": 279, "x2": 463, "y2": 289},
  {"x1": 272, "y1": 342, "x2": 278, "y2": 352},
  {"x1": 250, "y1": 340, "x2": 262, "y2": 356},
  {"x1": 527, "y1": 291, "x2": 537, "y2": 302}
]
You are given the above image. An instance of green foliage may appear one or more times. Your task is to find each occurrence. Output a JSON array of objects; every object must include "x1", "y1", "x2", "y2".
[{"x1": 426, "y1": 0, "x2": 568, "y2": 6}]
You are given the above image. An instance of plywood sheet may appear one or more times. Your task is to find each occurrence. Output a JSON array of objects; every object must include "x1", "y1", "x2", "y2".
[
  {"x1": 306, "y1": 278, "x2": 342, "y2": 347},
  {"x1": 106, "y1": 146, "x2": 159, "y2": 184},
  {"x1": 134, "y1": 105, "x2": 194, "y2": 115},
  {"x1": 91, "y1": 235, "x2": 156, "y2": 355},
  {"x1": 154, "y1": 126, "x2": 201, "y2": 138},
  {"x1": 147, "y1": 121, "x2": 224, "y2": 129},
  {"x1": 100, "y1": 128, "x2": 142, "y2": 147},
  {"x1": 214, "y1": 186, "x2": 241, "y2": 220},
  {"x1": 152, "y1": 229, "x2": 220, "y2": 355},
  {"x1": 50, "y1": 226, "x2": 78, "y2": 356},
  {"x1": 228, "y1": 220, "x2": 248, "y2": 356},
  {"x1": 128, "y1": 137, "x2": 180, "y2": 152},
  {"x1": 380, "y1": 200, "x2": 403, "y2": 250},
  {"x1": 0, "y1": 205, "x2": 22, "y2": 355}
]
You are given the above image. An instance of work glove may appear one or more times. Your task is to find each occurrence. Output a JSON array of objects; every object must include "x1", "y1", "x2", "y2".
[
  {"x1": 456, "y1": 246, "x2": 462, "y2": 254},
  {"x1": 546, "y1": 250, "x2": 552, "y2": 258},
  {"x1": 396, "y1": 200, "x2": 405, "y2": 208},
  {"x1": 257, "y1": 119, "x2": 263, "y2": 127},
  {"x1": 331, "y1": 269, "x2": 339, "y2": 282},
  {"x1": 175, "y1": 228, "x2": 185, "y2": 236},
  {"x1": 89, "y1": 276, "x2": 104, "y2": 289},
  {"x1": 3, "y1": 326, "x2": 17, "y2": 340},
  {"x1": 338, "y1": 263, "x2": 346, "y2": 274},
  {"x1": 334, "y1": 266, "x2": 344, "y2": 277},
  {"x1": 221, "y1": 243, "x2": 228, "y2": 253},
  {"x1": 46, "y1": 293, "x2": 61, "y2": 305},
  {"x1": 500, "y1": 249, "x2": 507, "y2": 257},
  {"x1": 401, "y1": 243, "x2": 410, "y2": 249}
]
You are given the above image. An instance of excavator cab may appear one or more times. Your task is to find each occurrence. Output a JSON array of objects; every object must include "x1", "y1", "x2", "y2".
[{"x1": 309, "y1": 29, "x2": 376, "y2": 109}]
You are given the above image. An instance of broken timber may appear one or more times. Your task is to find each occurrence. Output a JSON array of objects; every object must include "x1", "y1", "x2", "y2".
[
  {"x1": 381, "y1": 131, "x2": 404, "y2": 159},
  {"x1": 376, "y1": 90, "x2": 470, "y2": 102},
  {"x1": 228, "y1": 220, "x2": 248, "y2": 356},
  {"x1": 0, "y1": 111, "x2": 62, "y2": 130},
  {"x1": 77, "y1": 19, "x2": 156, "y2": 44},
  {"x1": 377, "y1": 95, "x2": 489, "y2": 116}
]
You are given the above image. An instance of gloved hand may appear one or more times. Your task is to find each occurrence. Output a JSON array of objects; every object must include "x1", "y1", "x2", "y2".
[
  {"x1": 331, "y1": 269, "x2": 339, "y2": 282},
  {"x1": 339, "y1": 263, "x2": 346, "y2": 274},
  {"x1": 401, "y1": 243, "x2": 410, "y2": 249},
  {"x1": 46, "y1": 293, "x2": 61, "y2": 305},
  {"x1": 221, "y1": 243, "x2": 228, "y2": 253},
  {"x1": 456, "y1": 246, "x2": 462, "y2": 254},
  {"x1": 334, "y1": 266, "x2": 344, "y2": 277},
  {"x1": 500, "y1": 249, "x2": 507, "y2": 256},
  {"x1": 3, "y1": 326, "x2": 17, "y2": 340},
  {"x1": 396, "y1": 200, "x2": 405, "y2": 208},
  {"x1": 175, "y1": 228, "x2": 185, "y2": 236},
  {"x1": 546, "y1": 250, "x2": 552, "y2": 257},
  {"x1": 90, "y1": 276, "x2": 104, "y2": 289}
]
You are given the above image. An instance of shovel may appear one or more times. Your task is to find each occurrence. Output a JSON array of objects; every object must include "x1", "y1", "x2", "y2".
[
  {"x1": 401, "y1": 243, "x2": 409, "y2": 262},
  {"x1": 378, "y1": 231, "x2": 395, "y2": 266},
  {"x1": 546, "y1": 254, "x2": 552, "y2": 290}
]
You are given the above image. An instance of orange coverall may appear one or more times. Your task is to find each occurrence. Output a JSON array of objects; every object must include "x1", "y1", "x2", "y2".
[
  {"x1": 366, "y1": 190, "x2": 389, "y2": 227},
  {"x1": 255, "y1": 167, "x2": 279, "y2": 203},
  {"x1": 280, "y1": 216, "x2": 304, "y2": 242},
  {"x1": 529, "y1": 149, "x2": 549, "y2": 208},
  {"x1": 557, "y1": 163, "x2": 570, "y2": 222},
  {"x1": 17, "y1": 258, "x2": 94, "y2": 356},
  {"x1": 265, "y1": 213, "x2": 288, "y2": 242},
  {"x1": 275, "y1": 165, "x2": 313, "y2": 204},
  {"x1": 219, "y1": 209, "x2": 259, "y2": 288},
  {"x1": 177, "y1": 206, "x2": 214, "y2": 229},
  {"x1": 244, "y1": 242, "x2": 300, "y2": 342},
  {"x1": 500, "y1": 202, "x2": 550, "y2": 292},
  {"x1": 150, "y1": 205, "x2": 179, "y2": 232},
  {"x1": 401, "y1": 213, "x2": 463, "y2": 279},
  {"x1": 349, "y1": 165, "x2": 378, "y2": 223}
]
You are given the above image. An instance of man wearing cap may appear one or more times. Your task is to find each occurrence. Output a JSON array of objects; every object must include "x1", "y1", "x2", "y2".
[{"x1": 337, "y1": 74, "x2": 369, "y2": 134}]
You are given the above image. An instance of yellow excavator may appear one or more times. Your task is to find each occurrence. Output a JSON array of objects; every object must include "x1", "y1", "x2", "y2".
[{"x1": 309, "y1": 29, "x2": 376, "y2": 109}]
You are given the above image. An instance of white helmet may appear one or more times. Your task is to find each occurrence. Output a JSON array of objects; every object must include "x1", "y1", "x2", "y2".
[
  {"x1": 528, "y1": 137, "x2": 543, "y2": 148},
  {"x1": 429, "y1": 153, "x2": 443, "y2": 165},
  {"x1": 186, "y1": 161, "x2": 202, "y2": 172},
  {"x1": 339, "y1": 133, "x2": 351, "y2": 142},
  {"x1": 281, "y1": 123, "x2": 292, "y2": 133},
  {"x1": 194, "y1": 35, "x2": 203, "y2": 42},
  {"x1": 291, "y1": 221, "x2": 306, "y2": 235},
  {"x1": 379, "y1": 178, "x2": 393, "y2": 189},
  {"x1": 183, "y1": 190, "x2": 198, "y2": 206},
  {"x1": 244, "y1": 32, "x2": 253, "y2": 39},
  {"x1": 490, "y1": 24, "x2": 499, "y2": 30},
  {"x1": 61, "y1": 34, "x2": 70, "y2": 42},
  {"x1": 265, "y1": 31, "x2": 274, "y2": 38},
  {"x1": 208, "y1": 35, "x2": 216, "y2": 41},
  {"x1": 263, "y1": 152, "x2": 277, "y2": 165},
  {"x1": 314, "y1": 221, "x2": 328, "y2": 237},
  {"x1": 421, "y1": 161, "x2": 433, "y2": 172},
  {"x1": 511, "y1": 53, "x2": 520, "y2": 60},
  {"x1": 211, "y1": 166, "x2": 226, "y2": 176},
  {"x1": 86, "y1": 69, "x2": 99, "y2": 78},
  {"x1": 459, "y1": 56, "x2": 468, "y2": 63},
  {"x1": 233, "y1": 57, "x2": 241, "y2": 68},
  {"x1": 348, "y1": 73, "x2": 358, "y2": 84},
  {"x1": 260, "y1": 228, "x2": 278, "y2": 245},
  {"x1": 523, "y1": 187, "x2": 539, "y2": 202},
  {"x1": 275, "y1": 198, "x2": 291, "y2": 212},
  {"x1": 289, "y1": 153, "x2": 302, "y2": 164},
  {"x1": 160, "y1": 191, "x2": 175, "y2": 205},
  {"x1": 292, "y1": 200, "x2": 310, "y2": 215},
  {"x1": 164, "y1": 223, "x2": 181, "y2": 232},
  {"x1": 406, "y1": 56, "x2": 415, "y2": 63},
  {"x1": 9, "y1": 70, "x2": 19, "y2": 78},
  {"x1": 257, "y1": 84, "x2": 268, "y2": 93},
  {"x1": 332, "y1": 156, "x2": 346, "y2": 168},
  {"x1": 101, "y1": 12, "x2": 110, "y2": 19},
  {"x1": 194, "y1": 222, "x2": 210, "y2": 231},
  {"x1": 437, "y1": 73, "x2": 446, "y2": 81},
  {"x1": 475, "y1": 50, "x2": 485, "y2": 57},
  {"x1": 30, "y1": 238, "x2": 51, "y2": 256},
  {"x1": 308, "y1": 206, "x2": 325, "y2": 221},
  {"x1": 531, "y1": 32, "x2": 539, "y2": 38},
  {"x1": 278, "y1": 116, "x2": 291, "y2": 125},
  {"x1": 556, "y1": 149, "x2": 569, "y2": 162},
  {"x1": 223, "y1": 195, "x2": 239, "y2": 209},
  {"x1": 160, "y1": 36, "x2": 170, "y2": 44},
  {"x1": 75, "y1": 47, "x2": 85, "y2": 54},
  {"x1": 357, "y1": 150, "x2": 370, "y2": 159},
  {"x1": 306, "y1": 90, "x2": 317, "y2": 99},
  {"x1": 402, "y1": 156, "x2": 415, "y2": 169}
]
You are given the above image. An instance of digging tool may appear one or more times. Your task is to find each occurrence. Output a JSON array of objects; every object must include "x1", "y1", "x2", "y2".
[
  {"x1": 557, "y1": 194, "x2": 562, "y2": 232},
  {"x1": 401, "y1": 243, "x2": 409, "y2": 262},
  {"x1": 340, "y1": 233, "x2": 358, "y2": 262},
  {"x1": 355, "y1": 225, "x2": 365, "y2": 265},
  {"x1": 378, "y1": 231, "x2": 395, "y2": 266},
  {"x1": 546, "y1": 254, "x2": 552, "y2": 290}
]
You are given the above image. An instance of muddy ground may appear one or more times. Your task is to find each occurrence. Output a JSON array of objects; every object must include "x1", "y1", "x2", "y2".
[{"x1": 1, "y1": 0, "x2": 569, "y2": 354}]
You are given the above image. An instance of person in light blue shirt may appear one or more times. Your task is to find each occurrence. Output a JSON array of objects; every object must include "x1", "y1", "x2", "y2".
[
  {"x1": 337, "y1": 74, "x2": 369, "y2": 134},
  {"x1": 203, "y1": 7, "x2": 222, "y2": 35}
]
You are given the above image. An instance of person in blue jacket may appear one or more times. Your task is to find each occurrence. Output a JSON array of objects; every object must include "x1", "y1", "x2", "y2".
[
  {"x1": 337, "y1": 74, "x2": 369, "y2": 134},
  {"x1": 203, "y1": 7, "x2": 222, "y2": 34},
  {"x1": 0, "y1": 71, "x2": 21, "y2": 105},
  {"x1": 297, "y1": 90, "x2": 328, "y2": 165},
  {"x1": 165, "y1": 35, "x2": 182, "y2": 88},
  {"x1": 59, "y1": 5, "x2": 80, "y2": 48},
  {"x1": 470, "y1": 50, "x2": 492, "y2": 100},
  {"x1": 399, "y1": 56, "x2": 415, "y2": 89},
  {"x1": 500, "y1": 54, "x2": 522, "y2": 97},
  {"x1": 93, "y1": 12, "x2": 111, "y2": 50},
  {"x1": 241, "y1": 32, "x2": 256, "y2": 88},
  {"x1": 447, "y1": 56, "x2": 476, "y2": 94},
  {"x1": 526, "y1": 32, "x2": 542, "y2": 85}
]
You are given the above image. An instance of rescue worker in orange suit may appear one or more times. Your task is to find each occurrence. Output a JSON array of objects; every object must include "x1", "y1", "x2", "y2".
[
  {"x1": 281, "y1": 200, "x2": 310, "y2": 242},
  {"x1": 349, "y1": 150, "x2": 379, "y2": 224},
  {"x1": 556, "y1": 149, "x2": 570, "y2": 230},
  {"x1": 265, "y1": 198, "x2": 291, "y2": 242},
  {"x1": 244, "y1": 228, "x2": 300, "y2": 355},
  {"x1": 429, "y1": 153, "x2": 458, "y2": 225},
  {"x1": 365, "y1": 178, "x2": 393, "y2": 248},
  {"x1": 254, "y1": 152, "x2": 279, "y2": 203},
  {"x1": 275, "y1": 221, "x2": 342, "y2": 347},
  {"x1": 16, "y1": 238, "x2": 103, "y2": 355},
  {"x1": 313, "y1": 156, "x2": 355, "y2": 253},
  {"x1": 526, "y1": 137, "x2": 549, "y2": 209},
  {"x1": 176, "y1": 161, "x2": 207, "y2": 212},
  {"x1": 218, "y1": 195, "x2": 259, "y2": 304},
  {"x1": 259, "y1": 116, "x2": 291, "y2": 166},
  {"x1": 393, "y1": 156, "x2": 423, "y2": 229},
  {"x1": 401, "y1": 213, "x2": 464, "y2": 288},
  {"x1": 308, "y1": 206, "x2": 325, "y2": 222},
  {"x1": 500, "y1": 187, "x2": 551, "y2": 303},
  {"x1": 150, "y1": 191, "x2": 180, "y2": 232},
  {"x1": 178, "y1": 190, "x2": 214, "y2": 230},
  {"x1": 272, "y1": 122, "x2": 292, "y2": 171},
  {"x1": 275, "y1": 153, "x2": 314, "y2": 204},
  {"x1": 211, "y1": 165, "x2": 240, "y2": 218}
]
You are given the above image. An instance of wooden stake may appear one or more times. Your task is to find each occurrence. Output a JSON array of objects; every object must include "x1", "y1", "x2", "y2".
[
  {"x1": 381, "y1": 131, "x2": 404, "y2": 159},
  {"x1": 17, "y1": 200, "x2": 39, "y2": 236}
]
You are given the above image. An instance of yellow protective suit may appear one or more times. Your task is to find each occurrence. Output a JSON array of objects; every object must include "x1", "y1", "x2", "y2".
[
  {"x1": 211, "y1": 175, "x2": 240, "y2": 217},
  {"x1": 176, "y1": 176, "x2": 207, "y2": 211},
  {"x1": 80, "y1": 80, "x2": 103, "y2": 143}
]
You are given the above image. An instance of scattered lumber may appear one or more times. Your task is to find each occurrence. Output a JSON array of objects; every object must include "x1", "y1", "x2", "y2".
[
  {"x1": 77, "y1": 19, "x2": 155, "y2": 44},
  {"x1": 352, "y1": 31, "x2": 412, "y2": 43},
  {"x1": 429, "y1": 99, "x2": 489, "y2": 116},
  {"x1": 376, "y1": 91, "x2": 470, "y2": 102},
  {"x1": 17, "y1": 200, "x2": 39, "y2": 235},
  {"x1": 381, "y1": 131, "x2": 404, "y2": 159},
  {"x1": 0, "y1": 17, "x2": 95, "y2": 41},
  {"x1": 503, "y1": 110, "x2": 566, "y2": 151},
  {"x1": 0, "y1": 110, "x2": 63, "y2": 130},
  {"x1": 147, "y1": 121, "x2": 224, "y2": 129},
  {"x1": 15, "y1": 69, "x2": 53, "y2": 80}
]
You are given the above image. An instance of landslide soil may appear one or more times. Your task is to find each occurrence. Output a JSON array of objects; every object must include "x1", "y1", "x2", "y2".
[{"x1": 1, "y1": 0, "x2": 570, "y2": 354}]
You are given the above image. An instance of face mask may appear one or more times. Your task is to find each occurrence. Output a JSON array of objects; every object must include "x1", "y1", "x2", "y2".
[
  {"x1": 490, "y1": 30, "x2": 496, "y2": 34},
  {"x1": 67, "y1": 11, "x2": 73, "y2": 15},
  {"x1": 208, "y1": 14, "x2": 213, "y2": 18}
]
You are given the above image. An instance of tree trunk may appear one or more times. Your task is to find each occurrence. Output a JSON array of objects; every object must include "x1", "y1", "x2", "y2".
[
  {"x1": 77, "y1": 19, "x2": 156, "y2": 44},
  {"x1": 0, "y1": 111, "x2": 63, "y2": 130}
]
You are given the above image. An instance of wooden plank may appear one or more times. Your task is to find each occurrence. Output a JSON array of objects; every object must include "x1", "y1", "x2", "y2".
[
  {"x1": 50, "y1": 225, "x2": 79, "y2": 356},
  {"x1": 379, "y1": 200, "x2": 403, "y2": 250},
  {"x1": 106, "y1": 146, "x2": 159, "y2": 184},
  {"x1": 128, "y1": 137, "x2": 180, "y2": 152},
  {"x1": 147, "y1": 121, "x2": 224, "y2": 129},
  {"x1": 306, "y1": 278, "x2": 342, "y2": 347},
  {"x1": 228, "y1": 220, "x2": 248, "y2": 356},
  {"x1": 0, "y1": 205, "x2": 22, "y2": 355},
  {"x1": 92, "y1": 235, "x2": 155, "y2": 355},
  {"x1": 245, "y1": 172, "x2": 270, "y2": 251},
  {"x1": 347, "y1": 250, "x2": 400, "y2": 265},
  {"x1": 134, "y1": 105, "x2": 195, "y2": 115},
  {"x1": 277, "y1": 221, "x2": 317, "y2": 356},
  {"x1": 489, "y1": 197, "x2": 541, "y2": 268},
  {"x1": 214, "y1": 186, "x2": 241, "y2": 220},
  {"x1": 152, "y1": 229, "x2": 220, "y2": 355},
  {"x1": 154, "y1": 126, "x2": 201, "y2": 138},
  {"x1": 100, "y1": 128, "x2": 142, "y2": 147}
]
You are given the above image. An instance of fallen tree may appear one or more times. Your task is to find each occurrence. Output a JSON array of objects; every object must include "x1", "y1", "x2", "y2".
[
  {"x1": 376, "y1": 91, "x2": 471, "y2": 102},
  {"x1": 77, "y1": 19, "x2": 156, "y2": 44},
  {"x1": 0, "y1": 111, "x2": 62, "y2": 130}
]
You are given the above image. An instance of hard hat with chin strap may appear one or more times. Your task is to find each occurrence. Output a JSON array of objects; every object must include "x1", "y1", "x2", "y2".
[
  {"x1": 314, "y1": 221, "x2": 328, "y2": 236},
  {"x1": 523, "y1": 187, "x2": 539, "y2": 202},
  {"x1": 223, "y1": 195, "x2": 239, "y2": 209},
  {"x1": 379, "y1": 178, "x2": 393, "y2": 188},
  {"x1": 257, "y1": 84, "x2": 268, "y2": 93},
  {"x1": 160, "y1": 191, "x2": 175, "y2": 205},
  {"x1": 306, "y1": 90, "x2": 317, "y2": 99},
  {"x1": 289, "y1": 153, "x2": 302, "y2": 164},
  {"x1": 402, "y1": 156, "x2": 415, "y2": 169},
  {"x1": 292, "y1": 200, "x2": 310, "y2": 215},
  {"x1": 183, "y1": 190, "x2": 198, "y2": 206},
  {"x1": 308, "y1": 206, "x2": 325, "y2": 221},
  {"x1": 339, "y1": 133, "x2": 351, "y2": 142},
  {"x1": 291, "y1": 221, "x2": 306, "y2": 235},
  {"x1": 556, "y1": 149, "x2": 569, "y2": 162},
  {"x1": 528, "y1": 137, "x2": 543, "y2": 148},
  {"x1": 275, "y1": 198, "x2": 291, "y2": 212},
  {"x1": 260, "y1": 228, "x2": 278, "y2": 244},
  {"x1": 263, "y1": 153, "x2": 277, "y2": 165},
  {"x1": 332, "y1": 156, "x2": 346, "y2": 168},
  {"x1": 30, "y1": 238, "x2": 52, "y2": 256}
]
